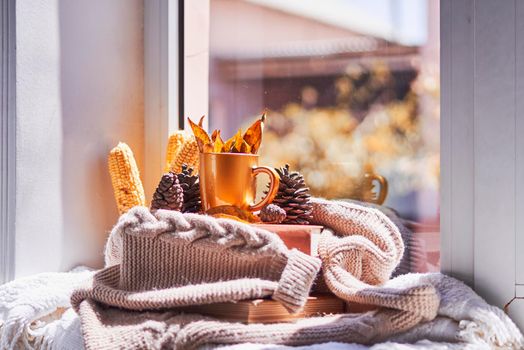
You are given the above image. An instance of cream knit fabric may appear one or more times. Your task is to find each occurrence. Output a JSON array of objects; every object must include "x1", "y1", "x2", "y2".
[
  {"x1": 72, "y1": 199, "x2": 441, "y2": 349},
  {"x1": 3, "y1": 271, "x2": 522, "y2": 349},
  {"x1": 74, "y1": 207, "x2": 321, "y2": 313},
  {"x1": 311, "y1": 198, "x2": 439, "y2": 326},
  {"x1": 341, "y1": 199, "x2": 426, "y2": 276}
]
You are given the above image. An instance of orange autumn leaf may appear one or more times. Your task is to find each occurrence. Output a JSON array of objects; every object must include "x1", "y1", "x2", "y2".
[
  {"x1": 193, "y1": 115, "x2": 266, "y2": 154},
  {"x1": 188, "y1": 117, "x2": 211, "y2": 153},
  {"x1": 206, "y1": 205, "x2": 260, "y2": 223},
  {"x1": 213, "y1": 130, "x2": 224, "y2": 153},
  {"x1": 243, "y1": 113, "x2": 265, "y2": 154},
  {"x1": 222, "y1": 137, "x2": 234, "y2": 153},
  {"x1": 198, "y1": 115, "x2": 213, "y2": 153},
  {"x1": 223, "y1": 128, "x2": 252, "y2": 154},
  {"x1": 233, "y1": 129, "x2": 245, "y2": 153},
  {"x1": 211, "y1": 129, "x2": 219, "y2": 142},
  {"x1": 203, "y1": 143, "x2": 214, "y2": 153},
  {"x1": 224, "y1": 129, "x2": 242, "y2": 153},
  {"x1": 210, "y1": 213, "x2": 250, "y2": 224},
  {"x1": 239, "y1": 139, "x2": 251, "y2": 153}
]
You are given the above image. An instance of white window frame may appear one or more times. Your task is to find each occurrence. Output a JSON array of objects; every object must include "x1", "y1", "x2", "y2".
[
  {"x1": 0, "y1": 0, "x2": 16, "y2": 284},
  {"x1": 144, "y1": 0, "x2": 209, "y2": 197},
  {"x1": 144, "y1": 0, "x2": 180, "y2": 197},
  {"x1": 441, "y1": 0, "x2": 524, "y2": 324}
]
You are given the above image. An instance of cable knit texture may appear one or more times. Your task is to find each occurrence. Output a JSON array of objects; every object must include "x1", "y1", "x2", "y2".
[
  {"x1": 72, "y1": 207, "x2": 321, "y2": 314},
  {"x1": 72, "y1": 199, "x2": 443, "y2": 349}
]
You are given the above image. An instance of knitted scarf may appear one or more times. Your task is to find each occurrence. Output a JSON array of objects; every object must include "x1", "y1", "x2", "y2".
[{"x1": 71, "y1": 198, "x2": 440, "y2": 349}]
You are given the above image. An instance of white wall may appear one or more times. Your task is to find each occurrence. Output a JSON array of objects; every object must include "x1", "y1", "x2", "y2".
[{"x1": 15, "y1": 0, "x2": 144, "y2": 276}]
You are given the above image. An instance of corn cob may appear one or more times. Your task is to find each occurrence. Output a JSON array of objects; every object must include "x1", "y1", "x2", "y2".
[
  {"x1": 164, "y1": 131, "x2": 193, "y2": 172},
  {"x1": 108, "y1": 142, "x2": 146, "y2": 215},
  {"x1": 169, "y1": 138, "x2": 200, "y2": 174}
]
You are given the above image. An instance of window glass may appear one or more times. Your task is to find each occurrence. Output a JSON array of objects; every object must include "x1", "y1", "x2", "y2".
[{"x1": 209, "y1": 0, "x2": 440, "y2": 272}]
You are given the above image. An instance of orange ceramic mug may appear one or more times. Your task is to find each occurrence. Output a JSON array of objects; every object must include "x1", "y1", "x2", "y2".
[{"x1": 199, "y1": 152, "x2": 280, "y2": 212}]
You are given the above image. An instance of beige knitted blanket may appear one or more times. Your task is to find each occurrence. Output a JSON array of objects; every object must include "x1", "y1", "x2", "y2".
[{"x1": 72, "y1": 198, "x2": 441, "y2": 349}]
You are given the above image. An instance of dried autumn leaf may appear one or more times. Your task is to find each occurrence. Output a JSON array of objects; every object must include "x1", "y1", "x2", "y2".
[
  {"x1": 206, "y1": 205, "x2": 260, "y2": 223},
  {"x1": 210, "y1": 213, "x2": 250, "y2": 224},
  {"x1": 198, "y1": 115, "x2": 205, "y2": 127},
  {"x1": 222, "y1": 136, "x2": 234, "y2": 152},
  {"x1": 243, "y1": 113, "x2": 265, "y2": 154},
  {"x1": 223, "y1": 129, "x2": 242, "y2": 153},
  {"x1": 224, "y1": 128, "x2": 251, "y2": 154},
  {"x1": 188, "y1": 117, "x2": 211, "y2": 153},
  {"x1": 232, "y1": 129, "x2": 245, "y2": 153},
  {"x1": 203, "y1": 143, "x2": 214, "y2": 153},
  {"x1": 213, "y1": 130, "x2": 225, "y2": 153},
  {"x1": 239, "y1": 139, "x2": 251, "y2": 153},
  {"x1": 211, "y1": 129, "x2": 219, "y2": 142}
]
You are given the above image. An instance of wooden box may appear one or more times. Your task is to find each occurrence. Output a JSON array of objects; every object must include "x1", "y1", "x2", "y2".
[
  {"x1": 182, "y1": 294, "x2": 345, "y2": 323},
  {"x1": 253, "y1": 224, "x2": 323, "y2": 256}
]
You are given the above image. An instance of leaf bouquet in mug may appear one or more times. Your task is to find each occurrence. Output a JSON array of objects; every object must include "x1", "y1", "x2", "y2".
[{"x1": 188, "y1": 115, "x2": 279, "y2": 219}]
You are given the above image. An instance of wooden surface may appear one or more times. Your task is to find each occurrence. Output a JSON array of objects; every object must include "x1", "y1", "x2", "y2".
[{"x1": 182, "y1": 294, "x2": 345, "y2": 324}]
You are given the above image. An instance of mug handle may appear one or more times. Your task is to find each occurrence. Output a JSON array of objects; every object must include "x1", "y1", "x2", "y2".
[
  {"x1": 364, "y1": 173, "x2": 388, "y2": 205},
  {"x1": 249, "y1": 166, "x2": 280, "y2": 212}
]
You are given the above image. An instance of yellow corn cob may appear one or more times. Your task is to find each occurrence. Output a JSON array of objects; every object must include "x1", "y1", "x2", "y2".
[
  {"x1": 169, "y1": 138, "x2": 199, "y2": 174},
  {"x1": 164, "y1": 131, "x2": 193, "y2": 172},
  {"x1": 108, "y1": 142, "x2": 146, "y2": 215}
]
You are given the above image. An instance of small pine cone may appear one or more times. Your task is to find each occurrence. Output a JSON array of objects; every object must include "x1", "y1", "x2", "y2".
[
  {"x1": 177, "y1": 164, "x2": 202, "y2": 213},
  {"x1": 151, "y1": 172, "x2": 184, "y2": 211},
  {"x1": 269, "y1": 164, "x2": 313, "y2": 225},
  {"x1": 260, "y1": 204, "x2": 286, "y2": 224}
]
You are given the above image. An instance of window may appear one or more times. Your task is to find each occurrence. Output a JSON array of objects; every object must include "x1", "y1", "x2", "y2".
[{"x1": 208, "y1": 0, "x2": 440, "y2": 272}]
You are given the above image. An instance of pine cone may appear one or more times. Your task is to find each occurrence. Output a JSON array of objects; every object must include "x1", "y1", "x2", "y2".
[
  {"x1": 177, "y1": 164, "x2": 202, "y2": 213},
  {"x1": 151, "y1": 172, "x2": 184, "y2": 211},
  {"x1": 270, "y1": 164, "x2": 313, "y2": 225},
  {"x1": 260, "y1": 204, "x2": 286, "y2": 224}
]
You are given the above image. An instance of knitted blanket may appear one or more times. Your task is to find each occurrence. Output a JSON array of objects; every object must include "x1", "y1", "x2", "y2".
[
  {"x1": 0, "y1": 268, "x2": 94, "y2": 349},
  {"x1": 311, "y1": 198, "x2": 438, "y2": 325},
  {"x1": 1, "y1": 199, "x2": 522, "y2": 349},
  {"x1": 1, "y1": 271, "x2": 522, "y2": 349},
  {"x1": 66, "y1": 199, "x2": 523, "y2": 349}
]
